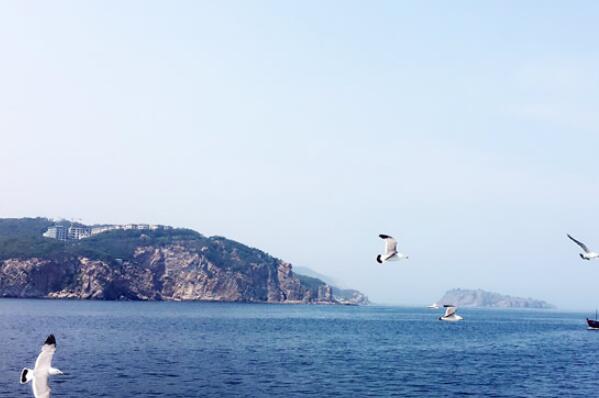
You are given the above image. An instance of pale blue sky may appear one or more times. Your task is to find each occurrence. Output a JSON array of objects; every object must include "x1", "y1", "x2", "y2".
[{"x1": 1, "y1": 1, "x2": 599, "y2": 309}]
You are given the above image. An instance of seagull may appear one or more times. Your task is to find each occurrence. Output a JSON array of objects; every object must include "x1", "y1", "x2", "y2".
[
  {"x1": 567, "y1": 234, "x2": 599, "y2": 260},
  {"x1": 439, "y1": 305, "x2": 463, "y2": 322},
  {"x1": 376, "y1": 234, "x2": 408, "y2": 263},
  {"x1": 20, "y1": 335, "x2": 64, "y2": 398}
]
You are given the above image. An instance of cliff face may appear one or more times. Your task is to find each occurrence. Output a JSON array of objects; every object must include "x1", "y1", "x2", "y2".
[
  {"x1": 292, "y1": 266, "x2": 370, "y2": 305},
  {"x1": 0, "y1": 218, "x2": 370, "y2": 304},
  {"x1": 439, "y1": 288, "x2": 554, "y2": 309},
  {"x1": 334, "y1": 288, "x2": 370, "y2": 306},
  {"x1": 0, "y1": 241, "x2": 334, "y2": 303}
]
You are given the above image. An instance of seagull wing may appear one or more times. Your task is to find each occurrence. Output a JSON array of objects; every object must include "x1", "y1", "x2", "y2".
[
  {"x1": 33, "y1": 377, "x2": 51, "y2": 398},
  {"x1": 33, "y1": 335, "x2": 56, "y2": 398},
  {"x1": 568, "y1": 234, "x2": 590, "y2": 253},
  {"x1": 444, "y1": 306, "x2": 457, "y2": 317},
  {"x1": 379, "y1": 234, "x2": 397, "y2": 255}
]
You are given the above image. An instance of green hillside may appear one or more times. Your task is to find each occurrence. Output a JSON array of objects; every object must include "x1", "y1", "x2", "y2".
[{"x1": 0, "y1": 218, "x2": 203, "y2": 262}]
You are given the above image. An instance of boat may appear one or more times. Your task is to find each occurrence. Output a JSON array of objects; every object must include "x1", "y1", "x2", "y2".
[
  {"x1": 586, "y1": 310, "x2": 599, "y2": 330},
  {"x1": 427, "y1": 303, "x2": 440, "y2": 309}
]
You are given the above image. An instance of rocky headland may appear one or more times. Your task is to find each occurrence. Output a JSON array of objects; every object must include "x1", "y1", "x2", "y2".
[{"x1": 0, "y1": 218, "x2": 369, "y2": 304}]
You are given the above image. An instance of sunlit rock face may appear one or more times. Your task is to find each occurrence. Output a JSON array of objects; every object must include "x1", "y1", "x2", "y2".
[
  {"x1": 0, "y1": 241, "x2": 346, "y2": 304},
  {"x1": 0, "y1": 219, "x2": 368, "y2": 304}
]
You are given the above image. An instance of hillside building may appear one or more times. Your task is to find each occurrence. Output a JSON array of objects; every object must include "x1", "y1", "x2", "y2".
[
  {"x1": 43, "y1": 225, "x2": 68, "y2": 241},
  {"x1": 68, "y1": 226, "x2": 92, "y2": 240},
  {"x1": 43, "y1": 222, "x2": 172, "y2": 240}
]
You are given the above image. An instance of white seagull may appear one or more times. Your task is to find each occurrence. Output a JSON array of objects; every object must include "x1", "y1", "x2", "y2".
[
  {"x1": 439, "y1": 305, "x2": 463, "y2": 322},
  {"x1": 567, "y1": 234, "x2": 599, "y2": 260},
  {"x1": 20, "y1": 335, "x2": 64, "y2": 398},
  {"x1": 376, "y1": 234, "x2": 408, "y2": 263}
]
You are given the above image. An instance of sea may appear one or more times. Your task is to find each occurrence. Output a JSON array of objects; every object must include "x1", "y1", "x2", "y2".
[{"x1": 0, "y1": 299, "x2": 597, "y2": 397}]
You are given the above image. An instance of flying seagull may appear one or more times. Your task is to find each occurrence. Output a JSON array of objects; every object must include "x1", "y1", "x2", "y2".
[
  {"x1": 439, "y1": 305, "x2": 463, "y2": 322},
  {"x1": 20, "y1": 335, "x2": 64, "y2": 398},
  {"x1": 376, "y1": 234, "x2": 408, "y2": 263},
  {"x1": 567, "y1": 234, "x2": 599, "y2": 260}
]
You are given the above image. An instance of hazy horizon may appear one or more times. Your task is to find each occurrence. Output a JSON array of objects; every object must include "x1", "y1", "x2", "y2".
[{"x1": 2, "y1": 1, "x2": 599, "y2": 310}]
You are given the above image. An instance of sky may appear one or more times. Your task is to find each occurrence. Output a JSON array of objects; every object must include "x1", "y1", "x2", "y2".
[{"x1": 1, "y1": 1, "x2": 599, "y2": 310}]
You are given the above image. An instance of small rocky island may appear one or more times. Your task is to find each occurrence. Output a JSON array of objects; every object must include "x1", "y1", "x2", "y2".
[
  {"x1": 439, "y1": 288, "x2": 554, "y2": 309},
  {"x1": 0, "y1": 218, "x2": 369, "y2": 305}
]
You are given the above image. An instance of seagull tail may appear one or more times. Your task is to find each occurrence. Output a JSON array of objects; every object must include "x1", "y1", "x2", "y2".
[
  {"x1": 20, "y1": 368, "x2": 33, "y2": 384},
  {"x1": 376, "y1": 255, "x2": 383, "y2": 264}
]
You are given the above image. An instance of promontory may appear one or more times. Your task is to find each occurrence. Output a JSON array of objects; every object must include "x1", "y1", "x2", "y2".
[{"x1": 0, "y1": 218, "x2": 368, "y2": 305}]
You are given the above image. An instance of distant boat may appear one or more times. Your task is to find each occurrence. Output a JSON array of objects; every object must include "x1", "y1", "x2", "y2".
[
  {"x1": 427, "y1": 303, "x2": 440, "y2": 309},
  {"x1": 587, "y1": 310, "x2": 599, "y2": 330}
]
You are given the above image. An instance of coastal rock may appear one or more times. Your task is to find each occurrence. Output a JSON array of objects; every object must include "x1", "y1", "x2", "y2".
[
  {"x1": 334, "y1": 288, "x2": 370, "y2": 305},
  {"x1": 291, "y1": 266, "x2": 371, "y2": 305},
  {"x1": 0, "y1": 242, "x2": 346, "y2": 304},
  {"x1": 0, "y1": 218, "x2": 368, "y2": 305}
]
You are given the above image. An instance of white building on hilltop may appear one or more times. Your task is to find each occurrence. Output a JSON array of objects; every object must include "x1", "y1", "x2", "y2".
[
  {"x1": 91, "y1": 225, "x2": 119, "y2": 235},
  {"x1": 44, "y1": 222, "x2": 172, "y2": 240},
  {"x1": 68, "y1": 226, "x2": 92, "y2": 240},
  {"x1": 43, "y1": 225, "x2": 68, "y2": 241}
]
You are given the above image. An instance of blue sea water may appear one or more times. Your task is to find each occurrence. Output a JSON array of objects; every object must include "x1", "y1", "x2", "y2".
[{"x1": 1, "y1": 300, "x2": 598, "y2": 397}]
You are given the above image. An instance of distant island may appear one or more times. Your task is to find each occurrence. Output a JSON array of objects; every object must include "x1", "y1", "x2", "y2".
[
  {"x1": 0, "y1": 218, "x2": 369, "y2": 305},
  {"x1": 438, "y1": 288, "x2": 554, "y2": 309}
]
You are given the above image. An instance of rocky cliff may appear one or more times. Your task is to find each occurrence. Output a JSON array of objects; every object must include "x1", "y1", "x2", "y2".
[
  {"x1": 287, "y1": 266, "x2": 370, "y2": 305},
  {"x1": 0, "y1": 218, "x2": 368, "y2": 304},
  {"x1": 438, "y1": 288, "x2": 554, "y2": 309}
]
